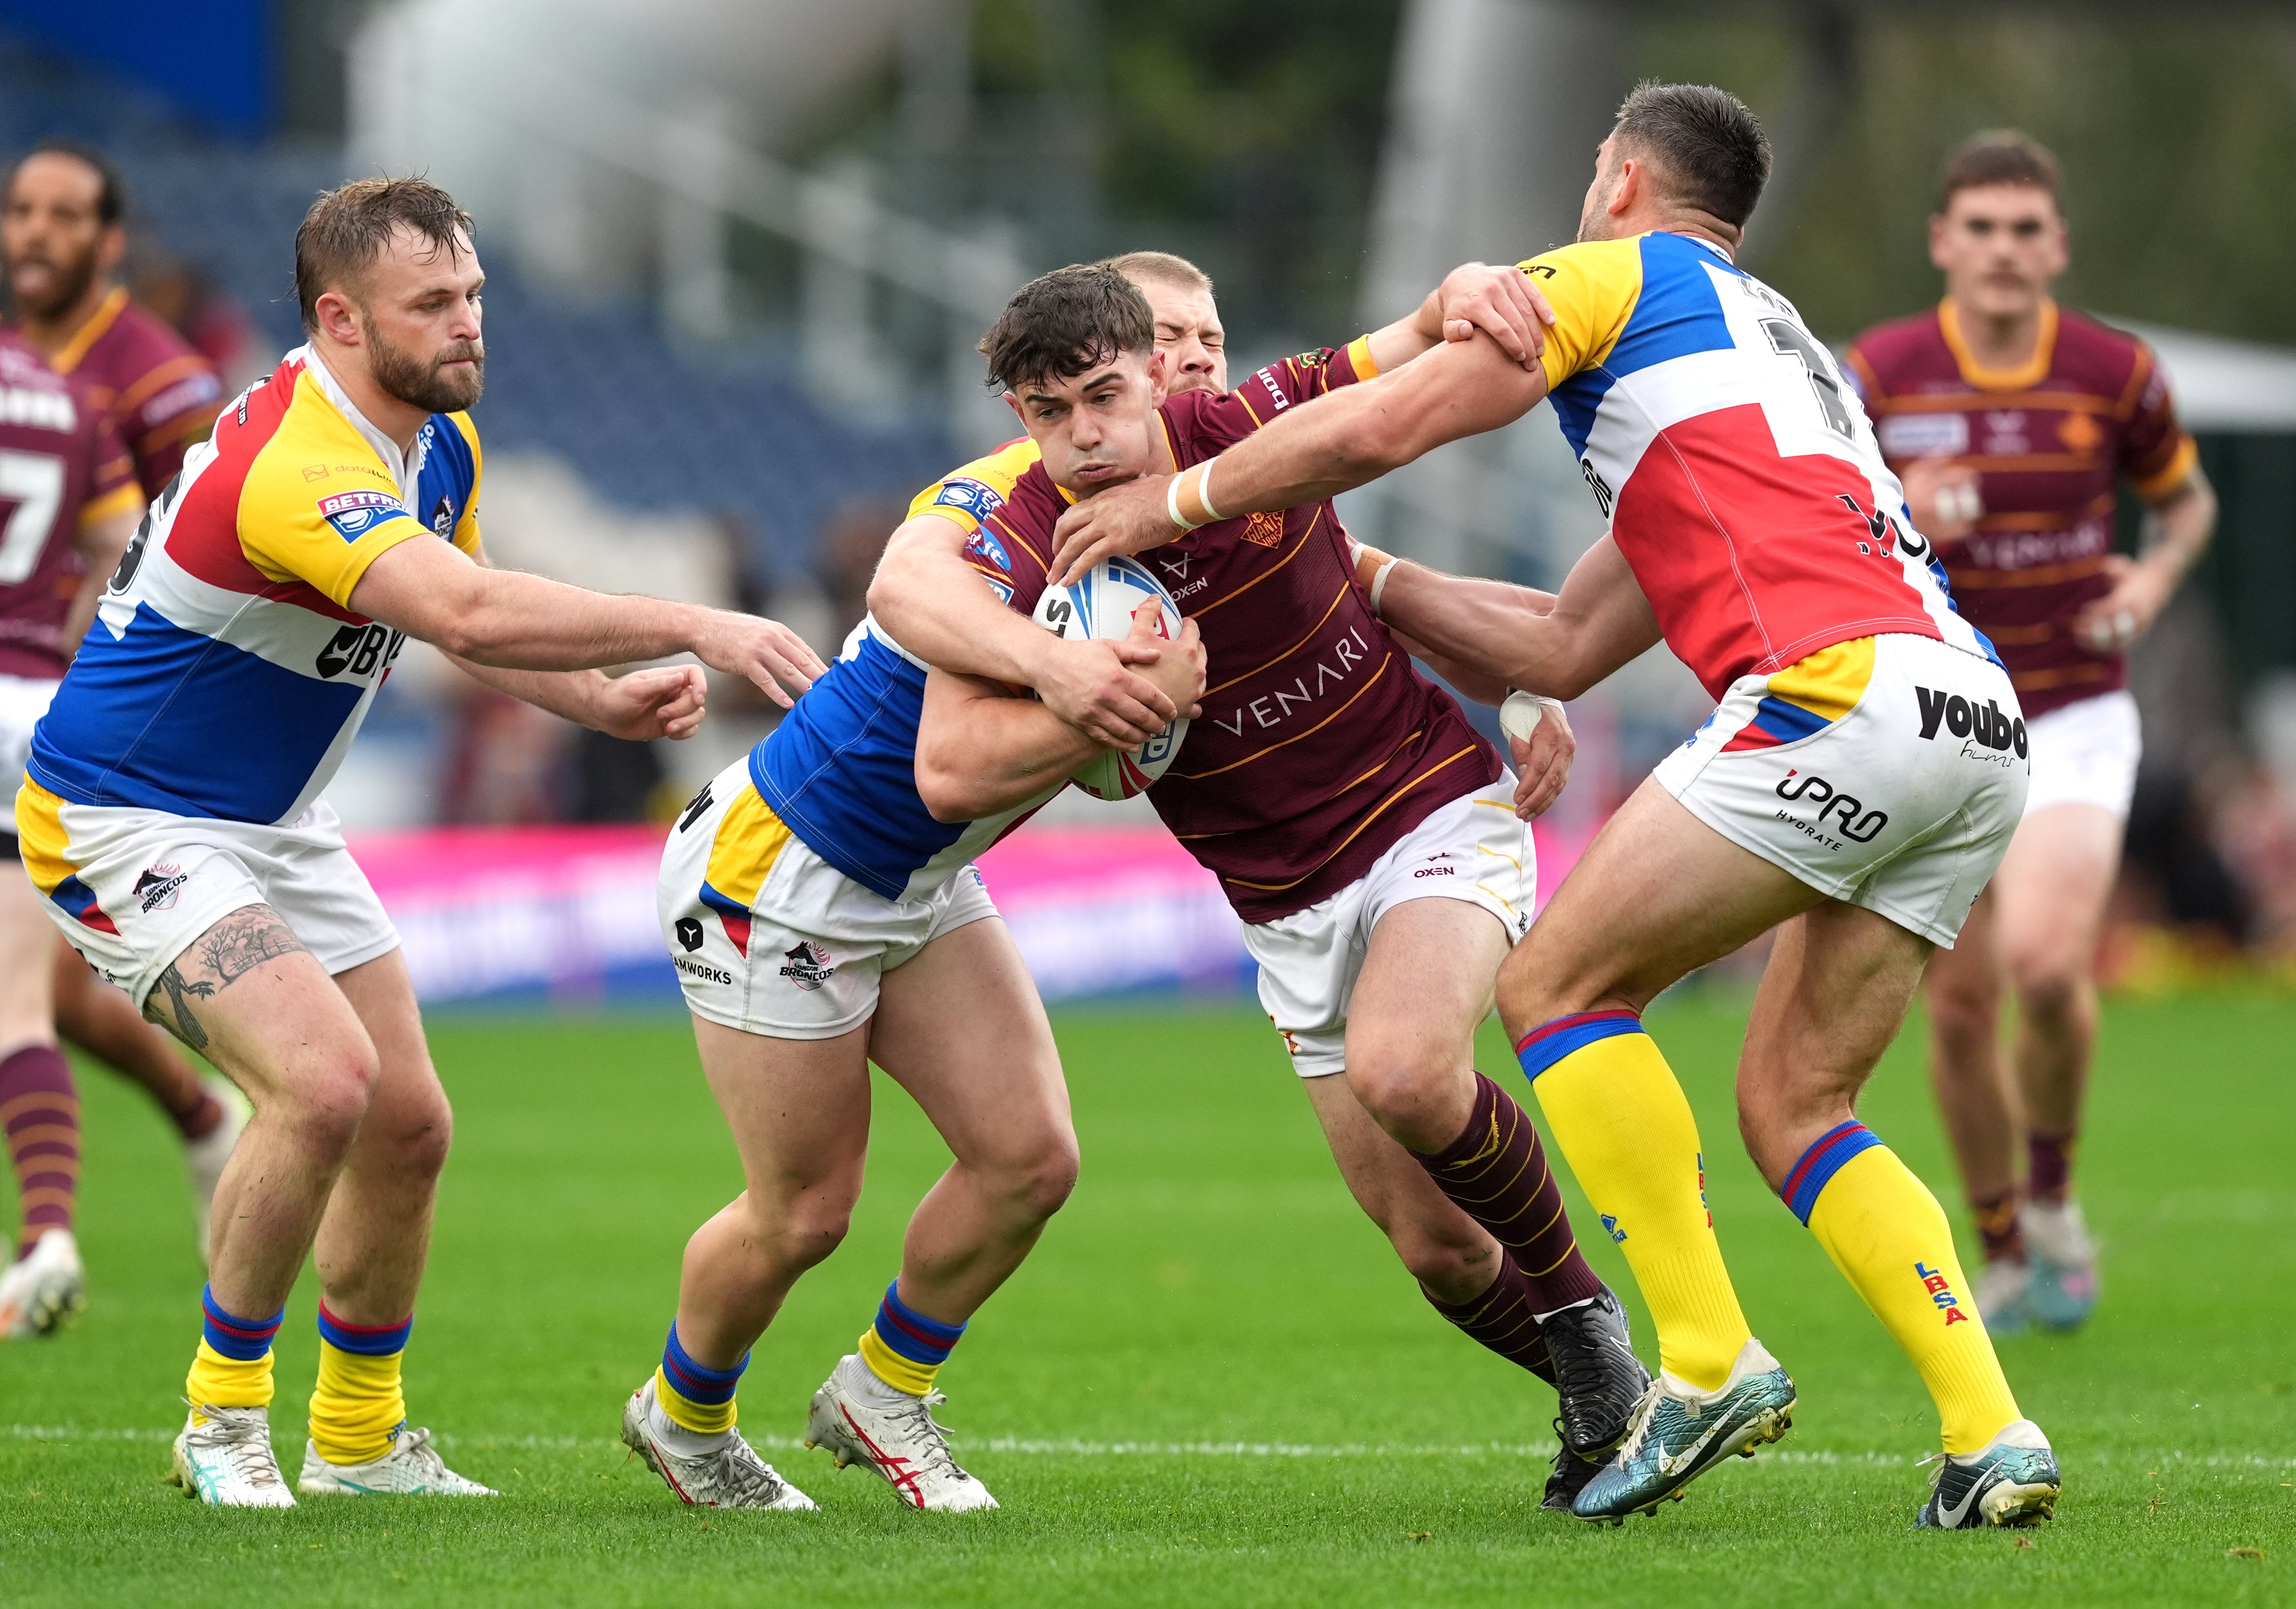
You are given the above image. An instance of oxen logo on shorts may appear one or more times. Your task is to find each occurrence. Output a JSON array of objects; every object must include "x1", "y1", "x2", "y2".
[
  {"x1": 779, "y1": 941, "x2": 836, "y2": 991},
  {"x1": 134, "y1": 863, "x2": 187, "y2": 913}
]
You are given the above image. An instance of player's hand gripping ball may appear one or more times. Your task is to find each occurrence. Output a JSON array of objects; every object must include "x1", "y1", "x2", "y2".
[{"x1": 1032, "y1": 556, "x2": 1191, "y2": 800}]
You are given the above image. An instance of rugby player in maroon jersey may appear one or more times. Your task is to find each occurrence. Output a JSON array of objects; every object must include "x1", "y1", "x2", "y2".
[
  {"x1": 1845, "y1": 133, "x2": 2216, "y2": 1333},
  {"x1": 0, "y1": 328, "x2": 144, "y2": 1334},
  {"x1": 3, "y1": 140, "x2": 251, "y2": 1247},
  {"x1": 872, "y1": 264, "x2": 1653, "y2": 1506}
]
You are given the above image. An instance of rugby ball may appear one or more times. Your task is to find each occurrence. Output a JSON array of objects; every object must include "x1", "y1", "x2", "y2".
[{"x1": 1030, "y1": 555, "x2": 1190, "y2": 800}]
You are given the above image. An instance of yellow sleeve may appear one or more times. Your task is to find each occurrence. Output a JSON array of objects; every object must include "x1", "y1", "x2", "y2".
[
  {"x1": 1517, "y1": 237, "x2": 1644, "y2": 392},
  {"x1": 449, "y1": 413, "x2": 483, "y2": 555},
  {"x1": 906, "y1": 436, "x2": 1041, "y2": 534},
  {"x1": 238, "y1": 434, "x2": 425, "y2": 608}
]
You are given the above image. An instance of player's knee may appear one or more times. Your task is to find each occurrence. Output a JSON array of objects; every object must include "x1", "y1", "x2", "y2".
[
  {"x1": 771, "y1": 1199, "x2": 854, "y2": 1274},
  {"x1": 983, "y1": 1126, "x2": 1081, "y2": 1224},
  {"x1": 382, "y1": 1083, "x2": 454, "y2": 1183},
  {"x1": 282, "y1": 1050, "x2": 383, "y2": 1161},
  {"x1": 1342, "y1": 1051, "x2": 1434, "y2": 1135},
  {"x1": 1924, "y1": 974, "x2": 1998, "y2": 1049},
  {"x1": 2007, "y1": 944, "x2": 2087, "y2": 1022},
  {"x1": 1387, "y1": 1222, "x2": 1495, "y2": 1294}
]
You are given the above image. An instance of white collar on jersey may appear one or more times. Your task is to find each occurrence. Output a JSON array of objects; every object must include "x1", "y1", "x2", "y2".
[{"x1": 290, "y1": 342, "x2": 429, "y2": 508}]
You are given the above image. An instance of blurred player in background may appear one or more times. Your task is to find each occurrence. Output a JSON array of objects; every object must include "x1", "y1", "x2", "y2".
[
  {"x1": 1846, "y1": 133, "x2": 2214, "y2": 1333},
  {"x1": 1052, "y1": 83, "x2": 2062, "y2": 1530},
  {"x1": 17, "y1": 177, "x2": 822, "y2": 1506},
  {"x1": 3, "y1": 139, "x2": 249, "y2": 1254},
  {"x1": 872, "y1": 262, "x2": 1653, "y2": 1511},
  {"x1": 0, "y1": 327, "x2": 141, "y2": 1336}
]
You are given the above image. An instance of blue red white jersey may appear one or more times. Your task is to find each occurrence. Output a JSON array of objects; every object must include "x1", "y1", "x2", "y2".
[
  {"x1": 1524, "y1": 231, "x2": 1995, "y2": 700},
  {"x1": 748, "y1": 614, "x2": 1054, "y2": 905},
  {"x1": 27, "y1": 346, "x2": 481, "y2": 825}
]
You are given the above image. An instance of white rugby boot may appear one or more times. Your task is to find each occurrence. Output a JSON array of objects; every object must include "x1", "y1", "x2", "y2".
[
  {"x1": 170, "y1": 1403, "x2": 295, "y2": 1507},
  {"x1": 804, "y1": 1353, "x2": 998, "y2": 1512},
  {"x1": 0, "y1": 1228, "x2": 86, "y2": 1338},
  {"x1": 620, "y1": 1377, "x2": 815, "y2": 1510},
  {"x1": 184, "y1": 1076, "x2": 250, "y2": 1267},
  {"x1": 2022, "y1": 1198, "x2": 2100, "y2": 1331},
  {"x1": 298, "y1": 1425, "x2": 496, "y2": 1496},
  {"x1": 1971, "y1": 1257, "x2": 2034, "y2": 1336}
]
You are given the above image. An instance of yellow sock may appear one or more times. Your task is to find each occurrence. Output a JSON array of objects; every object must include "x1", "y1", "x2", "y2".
[
  {"x1": 308, "y1": 1306, "x2": 412, "y2": 1465},
  {"x1": 858, "y1": 1326, "x2": 940, "y2": 1396},
  {"x1": 186, "y1": 1340, "x2": 274, "y2": 1422},
  {"x1": 656, "y1": 1320, "x2": 743, "y2": 1433},
  {"x1": 1790, "y1": 1124, "x2": 2022, "y2": 1454},
  {"x1": 1517, "y1": 1013, "x2": 1751, "y2": 1390}
]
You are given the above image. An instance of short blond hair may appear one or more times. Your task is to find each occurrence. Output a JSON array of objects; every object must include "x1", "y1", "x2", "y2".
[{"x1": 1098, "y1": 250, "x2": 1213, "y2": 297}]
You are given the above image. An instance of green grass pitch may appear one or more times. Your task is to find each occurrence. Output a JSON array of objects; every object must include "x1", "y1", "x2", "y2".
[{"x1": 2, "y1": 993, "x2": 2291, "y2": 1606}]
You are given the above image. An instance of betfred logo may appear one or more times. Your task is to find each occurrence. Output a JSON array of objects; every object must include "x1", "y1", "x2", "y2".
[
  {"x1": 317, "y1": 489, "x2": 405, "y2": 541},
  {"x1": 1915, "y1": 1260, "x2": 1971, "y2": 1325}
]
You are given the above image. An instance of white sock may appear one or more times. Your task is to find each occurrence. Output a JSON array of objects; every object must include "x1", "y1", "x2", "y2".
[
  {"x1": 841, "y1": 1351, "x2": 917, "y2": 1406},
  {"x1": 647, "y1": 1392, "x2": 731, "y2": 1456}
]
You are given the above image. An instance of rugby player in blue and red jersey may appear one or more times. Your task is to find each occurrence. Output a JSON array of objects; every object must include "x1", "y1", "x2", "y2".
[
  {"x1": 1053, "y1": 83, "x2": 2060, "y2": 1529},
  {"x1": 17, "y1": 178, "x2": 822, "y2": 1506}
]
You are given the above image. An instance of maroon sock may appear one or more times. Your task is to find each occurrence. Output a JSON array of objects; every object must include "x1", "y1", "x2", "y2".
[
  {"x1": 1415, "y1": 1073, "x2": 1603, "y2": 1315},
  {"x1": 1, "y1": 1045, "x2": 79, "y2": 1259},
  {"x1": 2027, "y1": 1130, "x2": 2076, "y2": 1204},
  {"x1": 1423, "y1": 1251, "x2": 1555, "y2": 1385},
  {"x1": 1971, "y1": 1186, "x2": 2024, "y2": 1263}
]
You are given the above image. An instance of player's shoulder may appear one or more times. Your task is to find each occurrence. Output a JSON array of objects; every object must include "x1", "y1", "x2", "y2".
[
  {"x1": 1516, "y1": 233, "x2": 1645, "y2": 286},
  {"x1": 86, "y1": 295, "x2": 209, "y2": 385},
  {"x1": 0, "y1": 329, "x2": 80, "y2": 412},
  {"x1": 2050, "y1": 305, "x2": 2153, "y2": 394},
  {"x1": 1845, "y1": 308, "x2": 1951, "y2": 388},
  {"x1": 911, "y1": 434, "x2": 1040, "y2": 529}
]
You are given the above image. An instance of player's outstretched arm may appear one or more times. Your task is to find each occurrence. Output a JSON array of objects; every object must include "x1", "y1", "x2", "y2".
[
  {"x1": 350, "y1": 533, "x2": 825, "y2": 706},
  {"x1": 1362, "y1": 262, "x2": 1554, "y2": 375},
  {"x1": 868, "y1": 514, "x2": 1183, "y2": 747},
  {"x1": 62, "y1": 499, "x2": 143, "y2": 657},
  {"x1": 1050, "y1": 332, "x2": 1552, "y2": 583},
  {"x1": 915, "y1": 607, "x2": 1206, "y2": 823},
  {"x1": 1377, "y1": 534, "x2": 1662, "y2": 702}
]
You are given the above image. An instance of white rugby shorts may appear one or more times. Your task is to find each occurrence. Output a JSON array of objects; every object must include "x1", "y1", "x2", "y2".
[
  {"x1": 1246, "y1": 773, "x2": 1534, "y2": 1078},
  {"x1": 0, "y1": 675, "x2": 58, "y2": 856},
  {"x1": 658, "y1": 756, "x2": 1001, "y2": 1040},
  {"x1": 1654, "y1": 633, "x2": 2029, "y2": 948},
  {"x1": 2021, "y1": 689, "x2": 2140, "y2": 820},
  {"x1": 12, "y1": 779, "x2": 400, "y2": 1008}
]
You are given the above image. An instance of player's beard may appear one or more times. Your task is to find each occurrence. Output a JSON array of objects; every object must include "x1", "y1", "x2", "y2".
[
  {"x1": 364, "y1": 318, "x2": 485, "y2": 413},
  {"x1": 5, "y1": 237, "x2": 100, "y2": 321}
]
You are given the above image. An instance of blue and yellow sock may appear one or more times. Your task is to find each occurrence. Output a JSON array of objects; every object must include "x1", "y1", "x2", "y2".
[
  {"x1": 655, "y1": 1321, "x2": 745, "y2": 1435},
  {"x1": 309, "y1": 1304, "x2": 412, "y2": 1466},
  {"x1": 1517, "y1": 1011, "x2": 1751, "y2": 1391},
  {"x1": 857, "y1": 1281, "x2": 965, "y2": 1397},
  {"x1": 1784, "y1": 1121, "x2": 2022, "y2": 1454},
  {"x1": 186, "y1": 1284, "x2": 282, "y2": 1422}
]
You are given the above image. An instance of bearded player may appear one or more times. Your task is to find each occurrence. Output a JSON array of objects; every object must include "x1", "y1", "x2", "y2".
[
  {"x1": 1845, "y1": 132, "x2": 2213, "y2": 1334},
  {"x1": 20, "y1": 177, "x2": 822, "y2": 1506},
  {"x1": 0, "y1": 328, "x2": 142, "y2": 1336},
  {"x1": 1052, "y1": 83, "x2": 2059, "y2": 1529},
  {"x1": 4, "y1": 140, "x2": 250, "y2": 1248},
  {"x1": 867, "y1": 263, "x2": 1653, "y2": 1509}
]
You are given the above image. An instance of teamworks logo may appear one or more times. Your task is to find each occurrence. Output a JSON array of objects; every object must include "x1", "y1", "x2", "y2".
[{"x1": 779, "y1": 941, "x2": 835, "y2": 991}]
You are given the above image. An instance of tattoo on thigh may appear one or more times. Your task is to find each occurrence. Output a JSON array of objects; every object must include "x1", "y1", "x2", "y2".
[
  {"x1": 194, "y1": 907, "x2": 310, "y2": 987},
  {"x1": 146, "y1": 962, "x2": 214, "y2": 1052}
]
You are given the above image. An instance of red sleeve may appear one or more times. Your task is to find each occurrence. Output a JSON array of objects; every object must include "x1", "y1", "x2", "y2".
[{"x1": 2116, "y1": 344, "x2": 2197, "y2": 500}]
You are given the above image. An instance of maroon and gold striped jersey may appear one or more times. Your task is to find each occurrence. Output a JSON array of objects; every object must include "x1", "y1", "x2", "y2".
[
  {"x1": 922, "y1": 343, "x2": 1500, "y2": 923},
  {"x1": 35, "y1": 286, "x2": 225, "y2": 500},
  {"x1": 1845, "y1": 300, "x2": 2196, "y2": 717}
]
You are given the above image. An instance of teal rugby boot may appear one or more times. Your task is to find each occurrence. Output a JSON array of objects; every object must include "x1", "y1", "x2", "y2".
[
  {"x1": 1570, "y1": 1337, "x2": 1795, "y2": 1523},
  {"x1": 1915, "y1": 1419, "x2": 2059, "y2": 1528}
]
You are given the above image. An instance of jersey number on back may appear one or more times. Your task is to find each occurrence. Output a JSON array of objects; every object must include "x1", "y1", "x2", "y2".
[
  {"x1": 1762, "y1": 320, "x2": 1854, "y2": 438},
  {"x1": 0, "y1": 450, "x2": 65, "y2": 585}
]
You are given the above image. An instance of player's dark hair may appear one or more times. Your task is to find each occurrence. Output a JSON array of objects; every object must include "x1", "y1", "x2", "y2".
[
  {"x1": 1939, "y1": 131, "x2": 2063, "y2": 211},
  {"x1": 1611, "y1": 82, "x2": 1771, "y2": 231},
  {"x1": 979, "y1": 265, "x2": 1155, "y2": 393},
  {"x1": 294, "y1": 176, "x2": 473, "y2": 333},
  {"x1": 6, "y1": 139, "x2": 128, "y2": 226}
]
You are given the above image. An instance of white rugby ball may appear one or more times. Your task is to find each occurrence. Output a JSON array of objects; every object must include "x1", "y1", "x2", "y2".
[{"x1": 1030, "y1": 555, "x2": 1190, "y2": 800}]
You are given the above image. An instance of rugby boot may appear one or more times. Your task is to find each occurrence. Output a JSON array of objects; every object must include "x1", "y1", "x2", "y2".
[
  {"x1": 804, "y1": 1353, "x2": 997, "y2": 1511},
  {"x1": 170, "y1": 1402, "x2": 295, "y2": 1508},
  {"x1": 1542, "y1": 1285, "x2": 1649, "y2": 1462},
  {"x1": 0, "y1": 1228, "x2": 85, "y2": 1338},
  {"x1": 1915, "y1": 1418, "x2": 2059, "y2": 1528},
  {"x1": 1541, "y1": 1425, "x2": 1607, "y2": 1513},
  {"x1": 1571, "y1": 1336, "x2": 1795, "y2": 1524},
  {"x1": 620, "y1": 1377, "x2": 815, "y2": 1510},
  {"x1": 297, "y1": 1425, "x2": 496, "y2": 1496},
  {"x1": 2022, "y1": 1199, "x2": 2099, "y2": 1331},
  {"x1": 1971, "y1": 1257, "x2": 2034, "y2": 1337}
]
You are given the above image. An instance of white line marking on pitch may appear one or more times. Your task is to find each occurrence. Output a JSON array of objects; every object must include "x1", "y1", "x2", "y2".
[{"x1": 6, "y1": 1423, "x2": 2293, "y2": 1470}]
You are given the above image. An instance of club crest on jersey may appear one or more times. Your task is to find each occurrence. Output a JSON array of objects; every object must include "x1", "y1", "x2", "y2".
[
  {"x1": 779, "y1": 941, "x2": 836, "y2": 991},
  {"x1": 1239, "y1": 510, "x2": 1285, "y2": 548},
  {"x1": 317, "y1": 489, "x2": 404, "y2": 541},
  {"x1": 134, "y1": 863, "x2": 187, "y2": 913},
  {"x1": 963, "y1": 524, "x2": 1011, "y2": 573},
  {"x1": 1916, "y1": 1260, "x2": 1970, "y2": 1324},
  {"x1": 936, "y1": 477, "x2": 1005, "y2": 522},
  {"x1": 429, "y1": 495, "x2": 457, "y2": 535}
]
